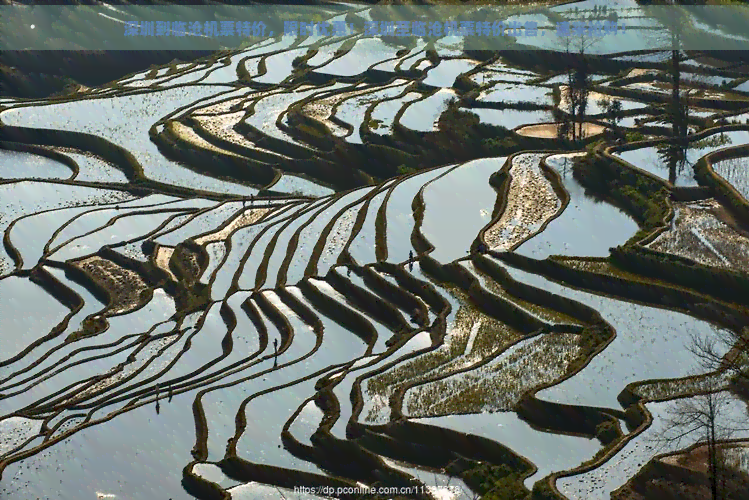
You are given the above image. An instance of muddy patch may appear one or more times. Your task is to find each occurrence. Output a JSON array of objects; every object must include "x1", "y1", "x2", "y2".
[
  {"x1": 73, "y1": 256, "x2": 149, "y2": 315},
  {"x1": 483, "y1": 153, "x2": 562, "y2": 251},
  {"x1": 647, "y1": 198, "x2": 749, "y2": 270}
]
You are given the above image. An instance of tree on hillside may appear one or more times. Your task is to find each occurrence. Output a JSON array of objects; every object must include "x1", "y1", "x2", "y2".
[
  {"x1": 655, "y1": 2, "x2": 695, "y2": 184},
  {"x1": 690, "y1": 322, "x2": 749, "y2": 389},
  {"x1": 558, "y1": 22, "x2": 598, "y2": 142},
  {"x1": 571, "y1": 60, "x2": 591, "y2": 141},
  {"x1": 598, "y1": 97, "x2": 623, "y2": 135},
  {"x1": 554, "y1": 104, "x2": 573, "y2": 141},
  {"x1": 557, "y1": 114, "x2": 573, "y2": 141},
  {"x1": 606, "y1": 99, "x2": 623, "y2": 133},
  {"x1": 664, "y1": 45, "x2": 690, "y2": 184}
]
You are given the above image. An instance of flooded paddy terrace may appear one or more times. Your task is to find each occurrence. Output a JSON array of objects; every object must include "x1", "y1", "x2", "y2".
[{"x1": 2, "y1": 8, "x2": 749, "y2": 500}]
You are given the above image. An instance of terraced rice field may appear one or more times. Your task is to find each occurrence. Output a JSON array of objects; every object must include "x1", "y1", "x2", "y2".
[
  {"x1": 711, "y1": 155, "x2": 749, "y2": 202},
  {"x1": 3, "y1": 4, "x2": 749, "y2": 500},
  {"x1": 615, "y1": 130, "x2": 749, "y2": 186}
]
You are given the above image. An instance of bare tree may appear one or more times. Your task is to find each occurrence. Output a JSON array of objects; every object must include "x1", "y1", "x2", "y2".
[
  {"x1": 656, "y1": 375, "x2": 749, "y2": 500},
  {"x1": 690, "y1": 326, "x2": 749, "y2": 385}
]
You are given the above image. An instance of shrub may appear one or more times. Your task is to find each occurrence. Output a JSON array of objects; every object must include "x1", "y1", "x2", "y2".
[
  {"x1": 531, "y1": 480, "x2": 567, "y2": 500},
  {"x1": 291, "y1": 55, "x2": 307, "y2": 68},
  {"x1": 66, "y1": 315, "x2": 107, "y2": 342},
  {"x1": 462, "y1": 463, "x2": 528, "y2": 499},
  {"x1": 396, "y1": 164, "x2": 417, "y2": 175},
  {"x1": 571, "y1": 154, "x2": 671, "y2": 244},
  {"x1": 595, "y1": 420, "x2": 620, "y2": 444},
  {"x1": 625, "y1": 131, "x2": 646, "y2": 142},
  {"x1": 454, "y1": 74, "x2": 480, "y2": 93},
  {"x1": 368, "y1": 118, "x2": 382, "y2": 130},
  {"x1": 483, "y1": 136, "x2": 518, "y2": 154},
  {"x1": 484, "y1": 475, "x2": 528, "y2": 500},
  {"x1": 625, "y1": 404, "x2": 647, "y2": 428}
]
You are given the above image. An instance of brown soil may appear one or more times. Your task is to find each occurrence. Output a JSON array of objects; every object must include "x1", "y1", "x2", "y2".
[
  {"x1": 515, "y1": 122, "x2": 606, "y2": 139},
  {"x1": 155, "y1": 245, "x2": 177, "y2": 281},
  {"x1": 74, "y1": 256, "x2": 148, "y2": 315},
  {"x1": 661, "y1": 444, "x2": 713, "y2": 473},
  {"x1": 170, "y1": 121, "x2": 243, "y2": 157},
  {"x1": 626, "y1": 69, "x2": 655, "y2": 78}
]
